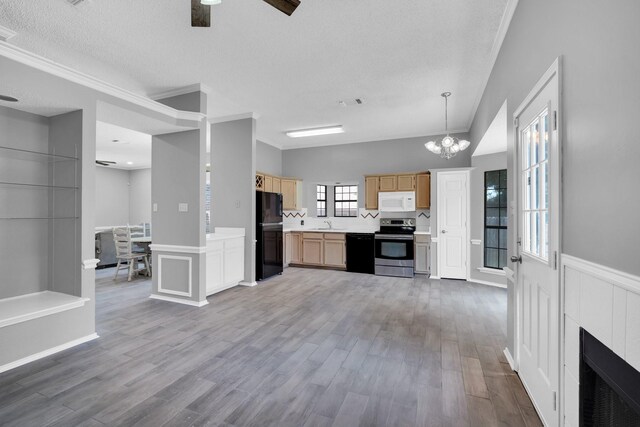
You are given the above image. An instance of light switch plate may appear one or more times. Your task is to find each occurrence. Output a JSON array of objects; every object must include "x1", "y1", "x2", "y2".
[
  {"x1": 178, "y1": 203, "x2": 188, "y2": 212},
  {"x1": 153, "y1": 203, "x2": 158, "y2": 212}
]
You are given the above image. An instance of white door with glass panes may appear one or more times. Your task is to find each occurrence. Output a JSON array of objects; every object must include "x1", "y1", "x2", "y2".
[
  {"x1": 513, "y1": 60, "x2": 561, "y2": 427},
  {"x1": 437, "y1": 170, "x2": 469, "y2": 280}
]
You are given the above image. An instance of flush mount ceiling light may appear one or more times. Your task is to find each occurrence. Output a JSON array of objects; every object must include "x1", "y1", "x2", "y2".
[
  {"x1": 425, "y1": 92, "x2": 470, "y2": 159},
  {"x1": 200, "y1": 0, "x2": 222, "y2": 4},
  {"x1": 286, "y1": 125, "x2": 344, "y2": 138},
  {"x1": 0, "y1": 95, "x2": 18, "y2": 102}
]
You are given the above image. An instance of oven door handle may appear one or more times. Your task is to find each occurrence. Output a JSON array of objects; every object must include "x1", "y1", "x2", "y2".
[{"x1": 374, "y1": 234, "x2": 415, "y2": 240}]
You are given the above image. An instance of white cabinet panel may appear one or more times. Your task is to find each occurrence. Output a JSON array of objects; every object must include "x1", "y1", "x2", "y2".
[
  {"x1": 579, "y1": 274, "x2": 613, "y2": 347},
  {"x1": 626, "y1": 292, "x2": 640, "y2": 372},
  {"x1": 224, "y1": 247, "x2": 245, "y2": 285},
  {"x1": 564, "y1": 267, "x2": 580, "y2": 321},
  {"x1": 564, "y1": 315, "x2": 580, "y2": 380},
  {"x1": 206, "y1": 250, "x2": 224, "y2": 295}
]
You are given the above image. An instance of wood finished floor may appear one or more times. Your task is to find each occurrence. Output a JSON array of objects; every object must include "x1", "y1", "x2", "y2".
[{"x1": 0, "y1": 267, "x2": 542, "y2": 427}]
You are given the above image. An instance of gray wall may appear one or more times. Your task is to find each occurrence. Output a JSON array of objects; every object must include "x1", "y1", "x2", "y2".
[
  {"x1": 95, "y1": 167, "x2": 130, "y2": 227},
  {"x1": 129, "y1": 168, "x2": 151, "y2": 225},
  {"x1": 256, "y1": 140, "x2": 283, "y2": 177},
  {"x1": 0, "y1": 106, "x2": 50, "y2": 299},
  {"x1": 470, "y1": 152, "x2": 507, "y2": 286},
  {"x1": 156, "y1": 91, "x2": 207, "y2": 115},
  {"x1": 211, "y1": 118, "x2": 256, "y2": 283},
  {"x1": 282, "y1": 134, "x2": 471, "y2": 215},
  {"x1": 468, "y1": 0, "x2": 640, "y2": 354}
]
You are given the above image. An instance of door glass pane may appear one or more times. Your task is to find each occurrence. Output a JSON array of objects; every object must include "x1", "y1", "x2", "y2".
[
  {"x1": 542, "y1": 112, "x2": 549, "y2": 161},
  {"x1": 524, "y1": 171, "x2": 531, "y2": 210},
  {"x1": 487, "y1": 171, "x2": 500, "y2": 190},
  {"x1": 524, "y1": 212, "x2": 531, "y2": 253},
  {"x1": 532, "y1": 211, "x2": 540, "y2": 256},
  {"x1": 486, "y1": 248, "x2": 499, "y2": 269},
  {"x1": 500, "y1": 208, "x2": 508, "y2": 227},
  {"x1": 486, "y1": 189, "x2": 500, "y2": 207},
  {"x1": 499, "y1": 249, "x2": 507, "y2": 268},
  {"x1": 486, "y1": 228, "x2": 499, "y2": 248},
  {"x1": 499, "y1": 228, "x2": 507, "y2": 249},
  {"x1": 531, "y1": 120, "x2": 539, "y2": 165},
  {"x1": 530, "y1": 166, "x2": 539, "y2": 210},
  {"x1": 523, "y1": 128, "x2": 531, "y2": 168},
  {"x1": 541, "y1": 161, "x2": 548, "y2": 209}
]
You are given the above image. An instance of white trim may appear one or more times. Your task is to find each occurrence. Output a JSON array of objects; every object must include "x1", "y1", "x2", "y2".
[
  {"x1": 209, "y1": 112, "x2": 260, "y2": 124},
  {"x1": 468, "y1": 278, "x2": 507, "y2": 289},
  {"x1": 466, "y1": 0, "x2": 519, "y2": 128},
  {"x1": 430, "y1": 237, "x2": 439, "y2": 243},
  {"x1": 149, "y1": 244, "x2": 206, "y2": 254},
  {"x1": 477, "y1": 267, "x2": 506, "y2": 277},
  {"x1": 513, "y1": 58, "x2": 561, "y2": 118},
  {"x1": 157, "y1": 255, "x2": 193, "y2": 297},
  {"x1": 0, "y1": 333, "x2": 99, "y2": 374},
  {"x1": 0, "y1": 25, "x2": 17, "y2": 42},
  {"x1": 0, "y1": 42, "x2": 205, "y2": 124},
  {"x1": 149, "y1": 294, "x2": 208, "y2": 307},
  {"x1": 0, "y1": 292, "x2": 89, "y2": 329},
  {"x1": 239, "y1": 281, "x2": 258, "y2": 287},
  {"x1": 471, "y1": 239, "x2": 482, "y2": 245},
  {"x1": 82, "y1": 258, "x2": 101, "y2": 270},
  {"x1": 150, "y1": 83, "x2": 212, "y2": 100},
  {"x1": 429, "y1": 275, "x2": 441, "y2": 280},
  {"x1": 504, "y1": 347, "x2": 517, "y2": 371},
  {"x1": 503, "y1": 266, "x2": 516, "y2": 282},
  {"x1": 562, "y1": 254, "x2": 640, "y2": 296}
]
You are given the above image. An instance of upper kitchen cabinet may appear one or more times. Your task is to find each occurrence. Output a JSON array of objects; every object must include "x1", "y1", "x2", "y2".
[
  {"x1": 397, "y1": 174, "x2": 416, "y2": 191},
  {"x1": 272, "y1": 177, "x2": 281, "y2": 194},
  {"x1": 264, "y1": 175, "x2": 273, "y2": 192},
  {"x1": 416, "y1": 172, "x2": 431, "y2": 209},
  {"x1": 379, "y1": 175, "x2": 397, "y2": 192},
  {"x1": 281, "y1": 178, "x2": 302, "y2": 210},
  {"x1": 365, "y1": 176, "x2": 380, "y2": 210}
]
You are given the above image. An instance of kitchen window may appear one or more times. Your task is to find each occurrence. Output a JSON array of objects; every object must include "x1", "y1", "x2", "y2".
[
  {"x1": 334, "y1": 185, "x2": 358, "y2": 217},
  {"x1": 316, "y1": 185, "x2": 327, "y2": 217},
  {"x1": 484, "y1": 169, "x2": 508, "y2": 269}
]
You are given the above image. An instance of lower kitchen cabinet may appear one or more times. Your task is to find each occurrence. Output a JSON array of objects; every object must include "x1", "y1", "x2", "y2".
[
  {"x1": 206, "y1": 235, "x2": 245, "y2": 296},
  {"x1": 414, "y1": 234, "x2": 431, "y2": 275},
  {"x1": 302, "y1": 233, "x2": 324, "y2": 265},
  {"x1": 323, "y1": 235, "x2": 346, "y2": 268},
  {"x1": 285, "y1": 232, "x2": 302, "y2": 266}
]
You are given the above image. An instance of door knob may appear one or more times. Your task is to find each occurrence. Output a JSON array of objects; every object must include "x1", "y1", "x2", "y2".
[
  {"x1": 511, "y1": 255, "x2": 522, "y2": 264},
  {"x1": 441, "y1": 230, "x2": 447, "y2": 234}
]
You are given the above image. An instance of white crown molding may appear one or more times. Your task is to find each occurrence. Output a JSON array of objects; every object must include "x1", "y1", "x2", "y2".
[
  {"x1": 149, "y1": 244, "x2": 206, "y2": 254},
  {"x1": 149, "y1": 294, "x2": 208, "y2": 307},
  {"x1": 0, "y1": 333, "x2": 99, "y2": 374},
  {"x1": 209, "y1": 112, "x2": 261, "y2": 124},
  {"x1": 150, "y1": 83, "x2": 213, "y2": 101},
  {"x1": 466, "y1": 0, "x2": 520, "y2": 129},
  {"x1": 0, "y1": 41, "x2": 206, "y2": 124},
  {"x1": 0, "y1": 25, "x2": 17, "y2": 42}
]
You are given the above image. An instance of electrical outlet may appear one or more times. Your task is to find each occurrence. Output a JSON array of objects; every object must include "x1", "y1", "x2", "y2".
[
  {"x1": 178, "y1": 203, "x2": 188, "y2": 212},
  {"x1": 153, "y1": 203, "x2": 158, "y2": 212},
  {"x1": 235, "y1": 200, "x2": 241, "y2": 208}
]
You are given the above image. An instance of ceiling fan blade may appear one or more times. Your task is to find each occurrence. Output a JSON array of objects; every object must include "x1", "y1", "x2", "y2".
[
  {"x1": 191, "y1": 0, "x2": 211, "y2": 27},
  {"x1": 96, "y1": 160, "x2": 116, "y2": 166},
  {"x1": 263, "y1": 0, "x2": 300, "y2": 16}
]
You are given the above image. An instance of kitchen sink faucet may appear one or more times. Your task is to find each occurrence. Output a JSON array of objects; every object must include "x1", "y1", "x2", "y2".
[{"x1": 324, "y1": 220, "x2": 333, "y2": 229}]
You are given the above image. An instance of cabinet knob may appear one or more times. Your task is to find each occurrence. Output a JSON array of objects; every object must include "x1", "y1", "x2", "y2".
[{"x1": 441, "y1": 230, "x2": 447, "y2": 234}]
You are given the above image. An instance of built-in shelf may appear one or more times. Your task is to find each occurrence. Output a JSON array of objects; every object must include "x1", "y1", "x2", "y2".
[
  {"x1": 0, "y1": 145, "x2": 77, "y2": 163},
  {"x1": 0, "y1": 291, "x2": 88, "y2": 329}
]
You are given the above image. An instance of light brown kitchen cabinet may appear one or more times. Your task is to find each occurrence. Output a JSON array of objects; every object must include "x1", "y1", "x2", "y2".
[
  {"x1": 379, "y1": 175, "x2": 397, "y2": 192},
  {"x1": 272, "y1": 177, "x2": 281, "y2": 194},
  {"x1": 284, "y1": 233, "x2": 292, "y2": 266},
  {"x1": 416, "y1": 173, "x2": 431, "y2": 209},
  {"x1": 281, "y1": 179, "x2": 299, "y2": 210},
  {"x1": 365, "y1": 176, "x2": 380, "y2": 210},
  {"x1": 255, "y1": 173, "x2": 265, "y2": 191},
  {"x1": 264, "y1": 175, "x2": 273, "y2": 193},
  {"x1": 289, "y1": 232, "x2": 302, "y2": 264},
  {"x1": 302, "y1": 233, "x2": 323, "y2": 265},
  {"x1": 323, "y1": 234, "x2": 346, "y2": 268},
  {"x1": 414, "y1": 234, "x2": 431, "y2": 274},
  {"x1": 397, "y1": 174, "x2": 416, "y2": 191}
]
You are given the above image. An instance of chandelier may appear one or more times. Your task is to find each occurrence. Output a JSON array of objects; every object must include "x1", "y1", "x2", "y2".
[{"x1": 425, "y1": 92, "x2": 470, "y2": 159}]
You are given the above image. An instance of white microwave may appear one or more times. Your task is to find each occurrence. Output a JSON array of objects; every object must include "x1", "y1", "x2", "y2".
[{"x1": 378, "y1": 191, "x2": 416, "y2": 212}]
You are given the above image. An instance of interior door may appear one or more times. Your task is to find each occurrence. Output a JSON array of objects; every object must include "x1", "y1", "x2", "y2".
[
  {"x1": 514, "y1": 60, "x2": 560, "y2": 427},
  {"x1": 437, "y1": 171, "x2": 468, "y2": 279}
]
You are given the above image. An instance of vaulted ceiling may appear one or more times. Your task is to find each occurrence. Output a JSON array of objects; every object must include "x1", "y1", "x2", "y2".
[{"x1": 0, "y1": 0, "x2": 511, "y2": 149}]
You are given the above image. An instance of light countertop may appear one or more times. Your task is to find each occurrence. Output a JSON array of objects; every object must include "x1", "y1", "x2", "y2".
[
  {"x1": 207, "y1": 227, "x2": 245, "y2": 241},
  {"x1": 414, "y1": 231, "x2": 432, "y2": 235},
  {"x1": 283, "y1": 227, "x2": 378, "y2": 234}
]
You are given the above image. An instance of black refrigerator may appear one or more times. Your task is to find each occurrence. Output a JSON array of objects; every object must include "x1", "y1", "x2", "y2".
[{"x1": 256, "y1": 192, "x2": 283, "y2": 281}]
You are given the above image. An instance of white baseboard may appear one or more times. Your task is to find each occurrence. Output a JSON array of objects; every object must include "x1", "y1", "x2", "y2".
[
  {"x1": 239, "y1": 281, "x2": 258, "y2": 287},
  {"x1": 0, "y1": 332, "x2": 99, "y2": 374},
  {"x1": 468, "y1": 278, "x2": 507, "y2": 289},
  {"x1": 429, "y1": 275, "x2": 441, "y2": 280},
  {"x1": 504, "y1": 347, "x2": 516, "y2": 371},
  {"x1": 149, "y1": 294, "x2": 208, "y2": 307}
]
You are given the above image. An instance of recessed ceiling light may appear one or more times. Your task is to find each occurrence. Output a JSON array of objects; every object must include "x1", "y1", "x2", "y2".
[
  {"x1": 286, "y1": 126, "x2": 344, "y2": 138},
  {"x1": 127, "y1": 162, "x2": 133, "y2": 165},
  {"x1": 0, "y1": 95, "x2": 18, "y2": 102},
  {"x1": 112, "y1": 139, "x2": 129, "y2": 144}
]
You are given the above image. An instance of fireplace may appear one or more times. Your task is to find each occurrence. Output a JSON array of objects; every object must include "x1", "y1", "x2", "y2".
[{"x1": 580, "y1": 328, "x2": 640, "y2": 426}]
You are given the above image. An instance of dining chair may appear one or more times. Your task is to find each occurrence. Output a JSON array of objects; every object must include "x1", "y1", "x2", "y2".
[{"x1": 112, "y1": 227, "x2": 151, "y2": 281}]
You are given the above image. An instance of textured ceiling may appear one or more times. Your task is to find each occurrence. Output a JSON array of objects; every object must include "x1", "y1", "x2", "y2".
[{"x1": 0, "y1": 0, "x2": 509, "y2": 149}]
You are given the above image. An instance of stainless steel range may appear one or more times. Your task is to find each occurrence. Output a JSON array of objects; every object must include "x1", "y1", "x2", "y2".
[{"x1": 374, "y1": 218, "x2": 415, "y2": 278}]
